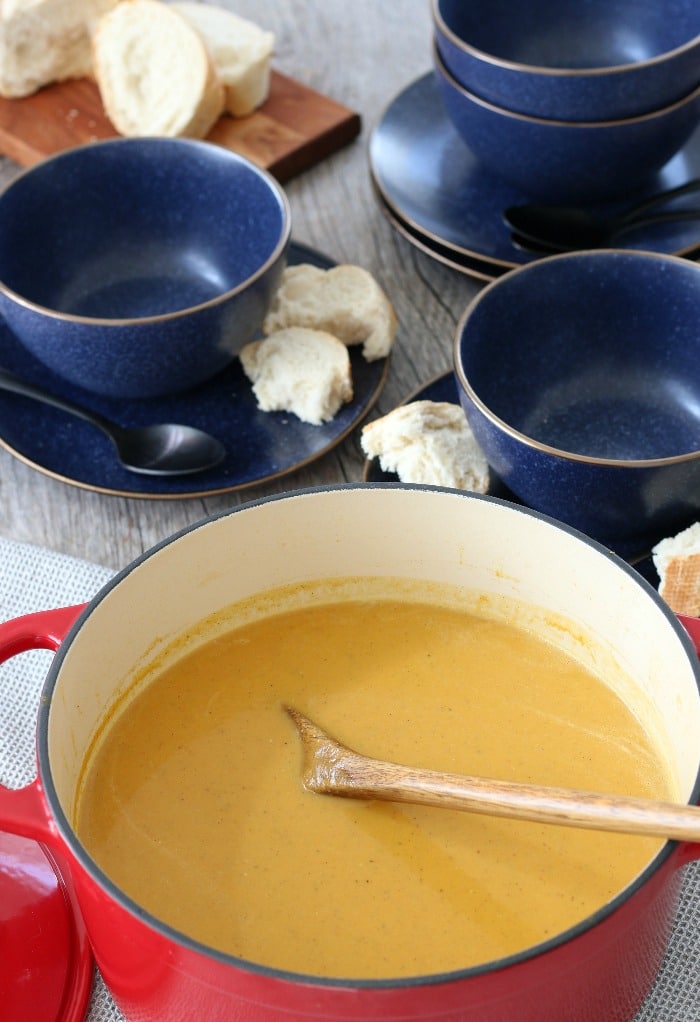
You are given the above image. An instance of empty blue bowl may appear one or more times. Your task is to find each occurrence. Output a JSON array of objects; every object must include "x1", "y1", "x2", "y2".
[
  {"x1": 0, "y1": 138, "x2": 291, "y2": 399},
  {"x1": 434, "y1": 43, "x2": 700, "y2": 204},
  {"x1": 433, "y1": 0, "x2": 700, "y2": 122},
  {"x1": 453, "y1": 250, "x2": 700, "y2": 550}
]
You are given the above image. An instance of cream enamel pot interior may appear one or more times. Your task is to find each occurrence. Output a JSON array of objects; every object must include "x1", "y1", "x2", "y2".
[{"x1": 0, "y1": 484, "x2": 699, "y2": 1022}]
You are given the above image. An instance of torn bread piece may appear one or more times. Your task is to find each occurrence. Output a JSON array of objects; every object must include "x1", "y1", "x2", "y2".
[
  {"x1": 0, "y1": 0, "x2": 118, "y2": 98},
  {"x1": 170, "y1": 1, "x2": 274, "y2": 117},
  {"x1": 240, "y1": 326, "x2": 353, "y2": 425},
  {"x1": 262, "y1": 263, "x2": 397, "y2": 362},
  {"x1": 361, "y1": 400, "x2": 490, "y2": 491},
  {"x1": 652, "y1": 521, "x2": 700, "y2": 617},
  {"x1": 93, "y1": 0, "x2": 225, "y2": 138}
]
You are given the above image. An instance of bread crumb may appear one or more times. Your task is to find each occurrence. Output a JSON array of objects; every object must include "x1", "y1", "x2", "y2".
[
  {"x1": 361, "y1": 400, "x2": 490, "y2": 491},
  {"x1": 240, "y1": 326, "x2": 353, "y2": 425},
  {"x1": 652, "y1": 521, "x2": 700, "y2": 616}
]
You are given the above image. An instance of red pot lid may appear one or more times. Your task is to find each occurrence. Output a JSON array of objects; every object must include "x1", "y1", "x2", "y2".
[{"x1": 0, "y1": 831, "x2": 93, "y2": 1022}]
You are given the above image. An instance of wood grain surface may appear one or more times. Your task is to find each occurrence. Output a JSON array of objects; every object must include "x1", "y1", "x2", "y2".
[{"x1": 0, "y1": 70, "x2": 361, "y2": 180}]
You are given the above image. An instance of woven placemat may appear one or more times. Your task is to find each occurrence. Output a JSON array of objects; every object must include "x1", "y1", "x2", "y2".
[{"x1": 0, "y1": 535, "x2": 698, "y2": 1020}]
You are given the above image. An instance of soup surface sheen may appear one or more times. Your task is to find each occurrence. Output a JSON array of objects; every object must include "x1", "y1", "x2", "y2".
[{"x1": 76, "y1": 580, "x2": 672, "y2": 979}]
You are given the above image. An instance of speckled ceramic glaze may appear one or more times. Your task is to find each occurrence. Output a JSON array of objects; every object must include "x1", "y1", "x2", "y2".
[
  {"x1": 433, "y1": 0, "x2": 700, "y2": 122},
  {"x1": 433, "y1": 45, "x2": 700, "y2": 204},
  {"x1": 0, "y1": 243, "x2": 390, "y2": 499},
  {"x1": 0, "y1": 138, "x2": 291, "y2": 399},
  {"x1": 453, "y1": 250, "x2": 700, "y2": 550}
]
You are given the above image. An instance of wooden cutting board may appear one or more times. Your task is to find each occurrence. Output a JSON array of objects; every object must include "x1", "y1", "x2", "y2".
[{"x1": 0, "y1": 69, "x2": 361, "y2": 181}]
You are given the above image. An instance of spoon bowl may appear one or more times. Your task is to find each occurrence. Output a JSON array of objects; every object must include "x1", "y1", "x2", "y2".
[
  {"x1": 286, "y1": 707, "x2": 700, "y2": 843},
  {"x1": 0, "y1": 367, "x2": 225, "y2": 475}
]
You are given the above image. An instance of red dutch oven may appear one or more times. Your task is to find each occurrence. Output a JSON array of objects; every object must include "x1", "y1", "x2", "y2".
[{"x1": 0, "y1": 486, "x2": 699, "y2": 1022}]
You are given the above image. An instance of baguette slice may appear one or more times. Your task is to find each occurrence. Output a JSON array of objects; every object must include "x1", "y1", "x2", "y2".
[
  {"x1": 263, "y1": 264, "x2": 398, "y2": 362},
  {"x1": 93, "y1": 0, "x2": 225, "y2": 138},
  {"x1": 170, "y1": 1, "x2": 274, "y2": 117},
  {"x1": 0, "y1": 0, "x2": 117, "y2": 98},
  {"x1": 240, "y1": 326, "x2": 353, "y2": 425},
  {"x1": 652, "y1": 521, "x2": 700, "y2": 616},
  {"x1": 361, "y1": 400, "x2": 490, "y2": 491}
]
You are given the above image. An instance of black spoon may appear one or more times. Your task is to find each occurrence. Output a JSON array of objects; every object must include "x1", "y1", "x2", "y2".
[
  {"x1": 0, "y1": 367, "x2": 226, "y2": 476},
  {"x1": 504, "y1": 178, "x2": 700, "y2": 252}
]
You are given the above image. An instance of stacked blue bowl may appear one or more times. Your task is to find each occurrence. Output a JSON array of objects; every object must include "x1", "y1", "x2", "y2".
[{"x1": 432, "y1": 0, "x2": 700, "y2": 203}]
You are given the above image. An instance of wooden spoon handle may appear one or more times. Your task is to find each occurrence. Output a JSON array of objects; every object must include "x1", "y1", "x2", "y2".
[
  {"x1": 332, "y1": 750, "x2": 700, "y2": 842},
  {"x1": 286, "y1": 708, "x2": 700, "y2": 843}
]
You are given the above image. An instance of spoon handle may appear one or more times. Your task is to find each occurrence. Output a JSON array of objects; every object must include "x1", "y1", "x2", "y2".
[
  {"x1": 622, "y1": 177, "x2": 700, "y2": 223},
  {"x1": 287, "y1": 704, "x2": 700, "y2": 844},
  {"x1": 327, "y1": 748, "x2": 700, "y2": 841},
  {"x1": 612, "y1": 208, "x2": 700, "y2": 239},
  {"x1": 0, "y1": 366, "x2": 111, "y2": 433},
  {"x1": 511, "y1": 209, "x2": 700, "y2": 254}
]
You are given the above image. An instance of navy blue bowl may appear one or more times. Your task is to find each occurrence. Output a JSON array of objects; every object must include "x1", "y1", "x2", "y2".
[
  {"x1": 433, "y1": 0, "x2": 700, "y2": 122},
  {"x1": 453, "y1": 250, "x2": 700, "y2": 549},
  {"x1": 434, "y1": 43, "x2": 700, "y2": 204},
  {"x1": 0, "y1": 138, "x2": 291, "y2": 399}
]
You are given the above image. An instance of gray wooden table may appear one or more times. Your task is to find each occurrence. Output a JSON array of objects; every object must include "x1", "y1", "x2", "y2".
[{"x1": 0, "y1": 0, "x2": 484, "y2": 571}]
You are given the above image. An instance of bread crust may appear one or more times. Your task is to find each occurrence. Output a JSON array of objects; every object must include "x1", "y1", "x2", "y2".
[
  {"x1": 652, "y1": 521, "x2": 700, "y2": 616},
  {"x1": 170, "y1": 1, "x2": 274, "y2": 117}
]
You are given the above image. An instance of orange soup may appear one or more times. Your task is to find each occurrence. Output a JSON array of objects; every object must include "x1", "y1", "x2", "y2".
[{"x1": 75, "y1": 580, "x2": 674, "y2": 978}]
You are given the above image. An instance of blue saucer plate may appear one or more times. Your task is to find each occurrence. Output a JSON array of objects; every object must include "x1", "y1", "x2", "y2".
[
  {"x1": 362, "y1": 371, "x2": 692, "y2": 564},
  {"x1": 374, "y1": 188, "x2": 507, "y2": 281},
  {"x1": 0, "y1": 242, "x2": 390, "y2": 499},
  {"x1": 369, "y1": 73, "x2": 700, "y2": 274}
]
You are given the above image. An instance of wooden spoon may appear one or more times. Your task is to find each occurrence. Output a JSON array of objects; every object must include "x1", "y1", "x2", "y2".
[{"x1": 285, "y1": 707, "x2": 700, "y2": 843}]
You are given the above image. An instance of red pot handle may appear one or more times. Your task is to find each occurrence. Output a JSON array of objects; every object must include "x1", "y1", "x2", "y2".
[
  {"x1": 0, "y1": 604, "x2": 86, "y2": 658},
  {"x1": 678, "y1": 613, "x2": 700, "y2": 656},
  {"x1": 0, "y1": 604, "x2": 86, "y2": 847}
]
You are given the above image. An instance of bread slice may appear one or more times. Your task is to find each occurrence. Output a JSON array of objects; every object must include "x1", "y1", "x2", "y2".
[
  {"x1": 240, "y1": 326, "x2": 353, "y2": 425},
  {"x1": 652, "y1": 521, "x2": 700, "y2": 616},
  {"x1": 262, "y1": 264, "x2": 398, "y2": 362},
  {"x1": 361, "y1": 400, "x2": 490, "y2": 491},
  {"x1": 170, "y1": 1, "x2": 274, "y2": 117},
  {"x1": 93, "y1": 0, "x2": 225, "y2": 138},
  {"x1": 0, "y1": 0, "x2": 117, "y2": 98}
]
